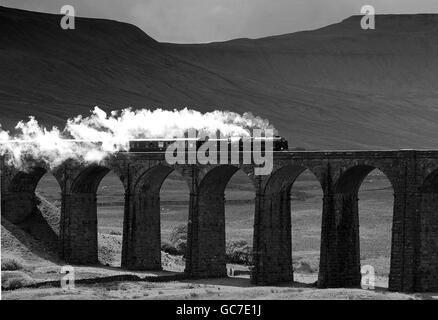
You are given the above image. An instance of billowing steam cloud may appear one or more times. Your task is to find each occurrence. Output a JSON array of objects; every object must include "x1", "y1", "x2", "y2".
[{"x1": 0, "y1": 107, "x2": 275, "y2": 169}]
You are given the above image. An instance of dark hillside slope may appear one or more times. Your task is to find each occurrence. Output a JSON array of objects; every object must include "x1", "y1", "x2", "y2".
[{"x1": 1, "y1": 6, "x2": 438, "y2": 149}]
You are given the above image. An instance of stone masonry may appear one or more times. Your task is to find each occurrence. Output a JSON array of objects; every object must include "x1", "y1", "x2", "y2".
[{"x1": 2, "y1": 150, "x2": 438, "y2": 292}]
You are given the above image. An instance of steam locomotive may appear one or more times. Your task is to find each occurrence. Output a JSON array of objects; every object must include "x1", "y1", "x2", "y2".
[{"x1": 128, "y1": 136, "x2": 288, "y2": 152}]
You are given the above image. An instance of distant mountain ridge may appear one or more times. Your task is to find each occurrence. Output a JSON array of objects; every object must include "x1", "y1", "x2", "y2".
[{"x1": 1, "y1": 6, "x2": 438, "y2": 149}]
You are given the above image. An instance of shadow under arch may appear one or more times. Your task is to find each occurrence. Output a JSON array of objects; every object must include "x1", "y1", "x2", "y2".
[
  {"x1": 9, "y1": 167, "x2": 49, "y2": 193},
  {"x1": 330, "y1": 164, "x2": 395, "y2": 288},
  {"x1": 30, "y1": 171, "x2": 63, "y2": 254},
  {"x1": 416, "y1": 168, "x2": 438, "y2": 291},
  {"x1": 186, "y1": 164, "x2": 255, "y2": 278},
  {"x1": 2, "y1": 168, "x2": 63, "y2": 262}
]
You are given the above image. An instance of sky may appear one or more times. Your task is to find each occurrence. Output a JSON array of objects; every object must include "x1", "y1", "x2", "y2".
[{"x1": 2, "y1": 0, "x2": 438, "y2": 43}]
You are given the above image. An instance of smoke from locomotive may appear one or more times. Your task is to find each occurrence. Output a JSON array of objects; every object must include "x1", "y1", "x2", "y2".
[{"x1": 0, "y1": 106, "x2": 283, "y2": 169}]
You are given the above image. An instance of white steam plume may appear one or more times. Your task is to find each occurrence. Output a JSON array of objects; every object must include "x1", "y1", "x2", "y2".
[{"x1": 0, "y1": 107, "x2": 275, "y2": 169}]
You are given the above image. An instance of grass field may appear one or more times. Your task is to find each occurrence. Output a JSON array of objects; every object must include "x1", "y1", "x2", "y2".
[{"x1": 35, "y1": 168, "x2": 393, "y2": 276}]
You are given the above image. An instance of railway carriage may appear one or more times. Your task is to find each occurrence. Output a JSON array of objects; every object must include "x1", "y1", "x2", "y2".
[{"x1": 128, "y1": 136, "x2": 288, "y2": 152}]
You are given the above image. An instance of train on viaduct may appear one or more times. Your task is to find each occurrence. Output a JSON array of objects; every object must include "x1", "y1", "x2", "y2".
[{"x1": 1, "y1": 149, "x2": 438, "y2": 292}]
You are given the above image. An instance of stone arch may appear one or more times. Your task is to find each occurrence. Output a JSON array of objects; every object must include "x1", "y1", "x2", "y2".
[
  {"x1": 8, "y1": 167, "x2": 50, "y2": 192},
  {"x1": 122, "y1": 164, "x2": 191, "y2": 270},
  {"x1": 134, "y1": 164, "x2": 190, "y2": 195},
  {"x1": 8, "y1": 163, "x2": 64, "y2": 194},
  {"x1": 197, "y1": 164, "x2": 256, "y2": 193},
  {"x1": 71, "y1": 164, "x2": 126, "y2": 194},
  {"x1": 331, "y1": 163, "x2": 396, "y2": 288},
  {"x1": 252, "y1": 163, "x2": 324, "y2": 284},
  {"x1": 3, "y1": 167, "x2": 63, "y2": 223},
  {"x1": 263, "y1": 164, "x2": 324, "y2": 195},
  {"x1": 186, "y1": 164, "x2": 256, "y2": 278},
  {"x1": 61, "y1": 164, "x2": 126, "y2": 265},
  {"x1": 333, "y1": 162, "x2": 398, "y2": 195},
  {"x1": 199, "y1": 165, "x2": 242, "y2": 195}
]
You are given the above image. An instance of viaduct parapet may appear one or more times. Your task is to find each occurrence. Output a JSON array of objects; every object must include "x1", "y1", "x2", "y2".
[{"x1": 2, "y1": 150, "x2": 438, "y2": 292}]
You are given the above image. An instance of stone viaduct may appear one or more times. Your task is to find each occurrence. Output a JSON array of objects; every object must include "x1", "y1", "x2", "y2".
[{"x1": 1, "y1": 150, "x2": 438, "y2": 292}]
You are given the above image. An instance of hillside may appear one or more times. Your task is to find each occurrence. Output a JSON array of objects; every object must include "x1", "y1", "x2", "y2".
[{"x1": 1, "y1": 6, "x2": 438, "y2": 149}]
